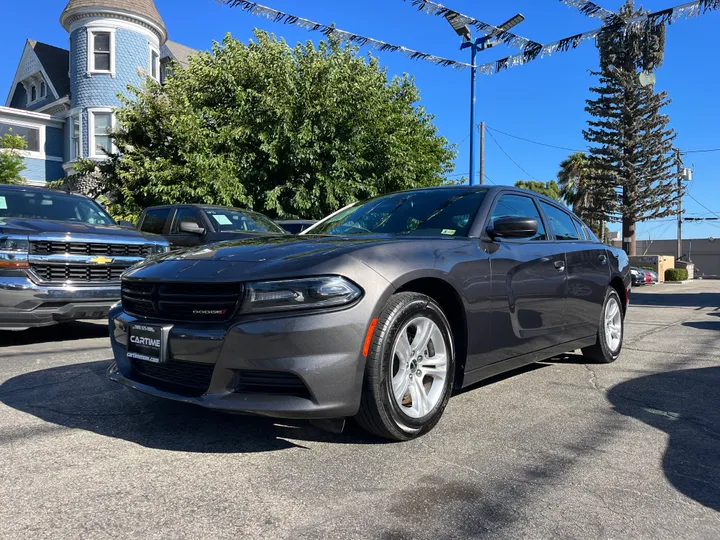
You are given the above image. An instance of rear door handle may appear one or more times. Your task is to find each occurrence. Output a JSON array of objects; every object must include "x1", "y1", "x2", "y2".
[{"x1": 554, "y1": 260, "x2": 566, "y2": 272}]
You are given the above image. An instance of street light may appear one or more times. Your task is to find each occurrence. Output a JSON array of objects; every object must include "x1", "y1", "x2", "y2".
[{"x1": 447, "y1": 13, "x2": 525, "y2": 185}]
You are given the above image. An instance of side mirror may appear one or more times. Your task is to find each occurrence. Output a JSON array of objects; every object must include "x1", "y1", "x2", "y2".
[
  {"x1": 488, "y1": 217, "x2": 539, "y2": 239},
  {"x1": 117, "y1": 220, "x2": 135, "y2": 229},
  {"x1": 179, "y1": 221, "x2": 206, "y2": 235}
]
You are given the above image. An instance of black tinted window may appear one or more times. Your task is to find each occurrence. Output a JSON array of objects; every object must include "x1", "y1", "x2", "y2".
[
  {"x1": 140, "y1": 208, "x2": 171, "y2": 234},
  {"x1": 311, "y1": 189, "x2": 487, "y2": 237},
  {"x1": 540, "y1": 202, "x2": 580, "y2": 241},
  {"x1": 490, "y1": 194, "x2": 547, "y2": 241},
  {"x1": 171, "y1": 208, "x2": 202, "y2": 234},
  {"x1": 573, "y1": 218, "x2": 588, "y2": 240},
  {"x1": 0, "y1": 189, "x2": 113, "y2": 224}
]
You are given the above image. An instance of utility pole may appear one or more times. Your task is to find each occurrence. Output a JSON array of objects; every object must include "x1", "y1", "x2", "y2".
[
  {"x1": 479, "y1": 121, "x2": 485, "y2": 185},
  {"x1": 676, "y1": 149, "x2": 683, "y2": 261}
]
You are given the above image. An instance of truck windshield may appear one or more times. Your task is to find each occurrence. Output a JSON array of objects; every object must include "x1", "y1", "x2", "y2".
[
  {"x1": 205, "y1": 208, "x2": 286, "y2": 234},
  {"x1": 0, "y1": 189, "x2": 115, "y2": 225}
]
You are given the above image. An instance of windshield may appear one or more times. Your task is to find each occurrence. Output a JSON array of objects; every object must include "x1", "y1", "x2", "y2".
[
  {"x1": 0, "y1": 189, "x2": 115, "y2": 225},
  {"x1": 205, "y1": 208, "x2": 286, "y2": 234},
  {"x1": 307, "y1": 188, "x2": 488, "y2": 237}
]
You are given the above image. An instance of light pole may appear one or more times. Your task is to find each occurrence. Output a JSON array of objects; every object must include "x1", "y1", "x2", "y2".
[{"x1": 445, "y1": 14, "x2": 525, "y2": 186}]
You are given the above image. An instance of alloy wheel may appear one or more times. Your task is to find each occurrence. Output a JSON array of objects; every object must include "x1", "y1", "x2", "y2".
[
  {"x1": 604, "y1": 297, "x2": 622, "y2": 353},
  {"x1": 390, "y1": 316, "x2": 448, "y2": 419}
]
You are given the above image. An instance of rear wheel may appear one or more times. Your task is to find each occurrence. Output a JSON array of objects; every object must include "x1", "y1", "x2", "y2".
[
  {"x1": 582, "y1": 288, "x2": 624, "y2": 364},
  {"x1": 355, "y1": 292, "x2": 455, "y2": 441}
]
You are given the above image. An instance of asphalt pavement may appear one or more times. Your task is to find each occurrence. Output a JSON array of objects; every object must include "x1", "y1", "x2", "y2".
[{"x1": 1, "y1": 281, "x2": 718, "y2": 539}]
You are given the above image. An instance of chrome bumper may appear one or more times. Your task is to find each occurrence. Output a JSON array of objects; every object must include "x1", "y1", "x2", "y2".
[{"x1": 0, "y1": 274, "x2": 120, "y2": 330}]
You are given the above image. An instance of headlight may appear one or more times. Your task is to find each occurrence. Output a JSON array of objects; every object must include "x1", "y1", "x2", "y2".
[
  {"x1": 0, "y1": 236, "x2": 29, "y2": 269},
  {"x1": 153, "y1": 243, "x2": 170, "y2": 254},
  {"x1": 243, "y1": 276, "x2": 362, "y2": 313}
]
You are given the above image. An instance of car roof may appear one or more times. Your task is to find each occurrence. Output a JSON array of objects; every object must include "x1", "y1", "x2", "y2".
[
  {"x1": 144, "y1": 204, "x2": 261, "y2": 213},
  {"x1": 0, "y1": 184, "x2": 89, "y2": 200}
]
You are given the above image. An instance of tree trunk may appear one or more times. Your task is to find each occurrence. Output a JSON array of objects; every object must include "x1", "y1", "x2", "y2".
[{"x1": 622, "y1": 217, "x2": 636, "y2": 256}]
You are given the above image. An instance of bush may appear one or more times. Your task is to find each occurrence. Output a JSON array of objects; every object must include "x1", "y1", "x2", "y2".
[{"x1": 665, "y1": 268, "x2": 688, "y2": 282}]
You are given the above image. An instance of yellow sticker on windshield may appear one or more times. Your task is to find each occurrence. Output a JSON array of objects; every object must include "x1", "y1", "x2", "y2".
[{"x1": 441, "y1": 229, "x2": 456, "y2": 236}]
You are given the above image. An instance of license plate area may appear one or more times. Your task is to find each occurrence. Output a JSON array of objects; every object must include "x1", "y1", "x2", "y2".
[{"x1": 127, "y1": 323, "x2": 171, "y2": 364}]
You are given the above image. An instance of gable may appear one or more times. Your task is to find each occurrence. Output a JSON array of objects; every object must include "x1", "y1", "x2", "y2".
[{"x1": 5, "y1": 40, "x2": 70, "y2": 109}]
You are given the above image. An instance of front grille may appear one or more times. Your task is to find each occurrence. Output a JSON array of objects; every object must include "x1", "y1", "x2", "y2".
[
  {"x1": 130, "y1": 358, "x2": 214, "y2": 397},
  {"x1": 30, "y1": 241, "x2": 153, "y2": 257},
  {"x1": 122, "y1": 281, "x2": 243, "y2": 322},
  {"x1": 232, "y1": 370, "x2": 312, "y2": 399},
  {"x1": 30, "y1": 264, "x2": 126, "y2": 283}
]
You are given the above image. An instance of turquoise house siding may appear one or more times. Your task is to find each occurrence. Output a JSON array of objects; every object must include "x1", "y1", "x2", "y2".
[
  {"x1": 21, "y1": 157, "x2": 63, "y2": 183},
  {"x1": 46, "y1": 126, "x2": 63, "y2": 157}
]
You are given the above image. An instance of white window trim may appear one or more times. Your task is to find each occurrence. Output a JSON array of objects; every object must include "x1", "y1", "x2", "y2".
[
  {"x1": 87, "y1": 28, "x2": 116, "y2": 77},
  {"x1": 149, "y1": 44, "x2": 161, "y2": 82},
  {"x1": 40, "y1": 82, "x2": 47, "y2": 98},
  {"x1": 0, "y1": 118, "x2": 46, "y2": 158},
  {"x1": 87, "y1": 108, "x2": 116, "y2": 159},
  {"x1": 69, "y1": 113, "x2": 83, "y2": 161}
]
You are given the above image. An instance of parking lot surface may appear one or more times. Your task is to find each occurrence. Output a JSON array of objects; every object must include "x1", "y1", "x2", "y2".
[{"x1": 1, "y1": 281, "x2": 719, "y2": 539}]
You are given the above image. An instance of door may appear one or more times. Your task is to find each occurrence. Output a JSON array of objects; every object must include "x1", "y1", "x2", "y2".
[
  {"x1": 485, "y1": 194, "x2": 568, "y2": 365},
  {"x1": 167, "y1": 207, "x2": 206, "y2": 249}
]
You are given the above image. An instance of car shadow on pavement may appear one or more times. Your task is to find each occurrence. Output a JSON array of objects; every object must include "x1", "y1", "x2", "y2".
[
  {"x1": 607, "y1": 367, "x2": 720, "y2": 512},
  {"x1": 630, "y1": 292, "x2": 720, "y2": 308},
  {"x1": 0, "y1": 360, "x2": 385, "y2": 453},
  {"x1": 682, "y1": 321, "x2": 720, "y2": 331},
  {"x1": 0, "y1": 321, "x2": 109, "y2": 347}
]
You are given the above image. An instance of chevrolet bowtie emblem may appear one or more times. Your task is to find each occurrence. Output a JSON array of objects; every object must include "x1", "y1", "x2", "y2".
[{"x1": 90, "y1": 256, "x2": 114, "y2": 265}]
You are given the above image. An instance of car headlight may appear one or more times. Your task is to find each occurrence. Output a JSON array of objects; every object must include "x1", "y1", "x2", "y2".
[
  {"x1": 243, "y1": 276, "x2": 362, "y2": 313},
  {"x1": 153, "y1": 243, "x2": 170, "y2": 254},
  {"x1": 0, "y1": 236, "x2": 29, "y2": 269}
]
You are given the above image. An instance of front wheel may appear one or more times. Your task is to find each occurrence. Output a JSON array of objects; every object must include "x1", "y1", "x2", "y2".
[
  {"x1": 355, "y1": 292, "x2": 455, "y2": 441},
  {"x1": 582, "y1": 288, "x2": 624, "y2": 364}
]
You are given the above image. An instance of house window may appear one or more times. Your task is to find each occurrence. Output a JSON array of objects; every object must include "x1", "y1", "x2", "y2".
[
  {"x1": 70, "y1": 115, "x2": 81, "y2": 160},
  {"x1": 150, "y1": 48, "x2": 160, "y2": 81},
  {"x1": 30, "y1": 85, "x2": 37, "y2": 102},
  {"x1": 0, "y1": 122, "x2": 40, "y2": 152},
  {"x1": 40, "y1": 82, "x2": 47, "y2": 98},
  {"x1": 89, "y1": 30, "x2": 114, "y2": 74},
  {"x1": 91, "y1": 111, "x2": 113, "y2": 157}
]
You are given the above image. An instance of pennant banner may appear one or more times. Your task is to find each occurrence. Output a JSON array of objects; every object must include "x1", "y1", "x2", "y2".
[
  {"x1": 559, "y1": 0, "x2": 617, "y2": 21},
  {"x1": 221, "y1": 0, "x2": 474, "y2": 70},
  {"x1": 478, "y1": 0, "x2": 720, "y2": 75},
  {"x1": 401, "y1": 0, "x2": 543, "y2": 51}
]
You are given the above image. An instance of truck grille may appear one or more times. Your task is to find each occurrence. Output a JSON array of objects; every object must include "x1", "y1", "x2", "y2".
[
  {"x1": 30, "y1": 241, "x2": 153, "y2": 256},
  {"x1": 31, "y1": 264, "x2": 125, "y2": 283},
  {"x1": 130, "y1": 358, "x2": 214, "y2": 397},
  {"x1": 122, "y1": 281, "x2": 243, "y2": 322}
]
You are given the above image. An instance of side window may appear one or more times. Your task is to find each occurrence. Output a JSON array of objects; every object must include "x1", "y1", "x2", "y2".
[
  {"x1": 539, "y1": 202, "x2": 580, "y2": 241},
  {"x1": 573, "y1": 218, "x2": 588, "y2": 240},
  {"x1": 490, "y1": 194, "x2": 547, "y2": 241},
  {"x1": 140, "y1": 208, "x2": 171, "y2": 235},
  {"x1": 171, "y1": 208, "x2": 202, "y2": 234}
]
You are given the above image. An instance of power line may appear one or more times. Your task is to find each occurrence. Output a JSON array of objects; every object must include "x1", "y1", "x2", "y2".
[
  {"x1": 485, "y1": 129, "x2": 543, "y2": 182},
  {"x1": 686, "y1": 193, "x2": 720, "y2": 220},
  {"x1": 485, "y1": 126, "x2": 584, "y2": 153},
  {"x1": 684, "y1": 148, "x2": 720, "y2": 154}
]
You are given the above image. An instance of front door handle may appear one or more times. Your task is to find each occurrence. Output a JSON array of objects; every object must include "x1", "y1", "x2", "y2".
[
  {"x1": 554, "y1": 260, "x2": 566, "y2": 272},
  {"x1": 599, "y1": 254, "x2": 608, "y2": 265}
]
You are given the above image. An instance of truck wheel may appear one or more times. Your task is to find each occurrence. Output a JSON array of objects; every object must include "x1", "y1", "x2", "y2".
[{"x1": 356, "y1": 292, "x2": 455, "y2": 441}]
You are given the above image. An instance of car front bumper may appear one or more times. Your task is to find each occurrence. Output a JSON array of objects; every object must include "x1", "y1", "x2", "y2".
[
  {"x1": 0, "y1": 275, "x2": 120, "y2": 330},
  {"x1": 107, "y1": 297, "x2": 381, "y2": 419}
]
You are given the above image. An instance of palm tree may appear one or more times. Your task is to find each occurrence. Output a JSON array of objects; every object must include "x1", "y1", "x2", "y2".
[
  {"x1": 557, "y1": 151, "x2": 588, "y2": 215},
  {"x1": 558, "y1": 152, "x2": 606, "y2": 242}
]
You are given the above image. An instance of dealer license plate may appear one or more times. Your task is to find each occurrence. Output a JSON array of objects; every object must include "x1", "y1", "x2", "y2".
[{"x1": 127, "y1": 323, "x2": 169, "y2": 364}]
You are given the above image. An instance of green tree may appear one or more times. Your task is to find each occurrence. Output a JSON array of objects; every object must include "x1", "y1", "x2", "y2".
[
  {"x1": 72, "y1": 31, "x2": 456, "y2": 221},
  {"x1": 557, "y1": 151, "x2": 606, "y2": 240},
  {"x1": 584, "y1": 0, "x2": 679, "y2": 255},
  {"x1": 514, "y1": 180, "x2": 561, "y2": 201},
  {"x1": 0, "y1": 134, "x2": 27, "y2": 185}
]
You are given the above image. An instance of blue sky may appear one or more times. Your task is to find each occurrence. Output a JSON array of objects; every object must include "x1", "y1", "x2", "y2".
[{"x1": 2, "y1": 0, "x2": 719, "y2": 241}]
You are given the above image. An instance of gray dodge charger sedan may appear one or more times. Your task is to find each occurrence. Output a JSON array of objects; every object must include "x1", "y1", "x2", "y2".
[{"x1": 108, "y1": 186, "x2": 631, "y2": 441}]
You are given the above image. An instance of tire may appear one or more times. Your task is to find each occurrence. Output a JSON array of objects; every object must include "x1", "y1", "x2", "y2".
[
  {"x1": 582, "y1": 288, "x2": 624, "y2": 364},
  {"x1": 355, "y1": 292, "x2": 455, "y2": 441}
]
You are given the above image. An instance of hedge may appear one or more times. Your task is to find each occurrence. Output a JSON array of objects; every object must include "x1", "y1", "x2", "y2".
[{"x1": 665, "y1": 268, "x2": 689, "y2": 282}]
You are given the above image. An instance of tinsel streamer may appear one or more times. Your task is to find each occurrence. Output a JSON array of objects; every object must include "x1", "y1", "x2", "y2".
[
  {"x1": 479, "y1": 0, "x2": 719, "y2": 75},
  {"x1": 221, "y1": 0, "x2": 474, "y2": 70},
  {"x1": 559, "y1": 0, "x2": 616, "y2": 21},
  {"x1": 402, "y1": 0, "x2": 543, "y2": 52}
]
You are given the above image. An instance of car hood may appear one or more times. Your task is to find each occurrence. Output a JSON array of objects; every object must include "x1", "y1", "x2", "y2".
[
  {"x1": 0, "y1": 218, "x2": 162, "y2": 242},
  {"x1": 164, "y1": 235, "x2": 397, "y2": 262}
]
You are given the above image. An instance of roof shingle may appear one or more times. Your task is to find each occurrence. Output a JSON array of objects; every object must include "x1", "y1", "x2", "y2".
[{"x1": 61, "y1": 0, "x2": 166, "y2": 38}]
